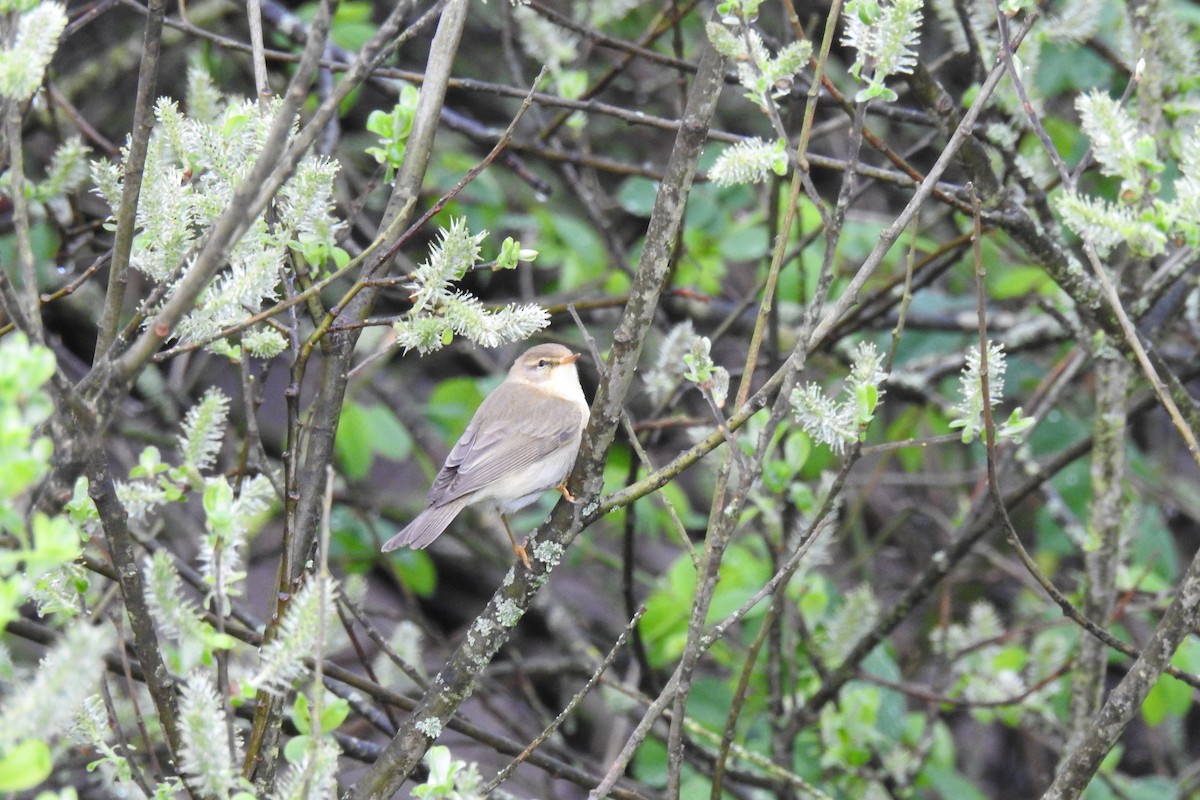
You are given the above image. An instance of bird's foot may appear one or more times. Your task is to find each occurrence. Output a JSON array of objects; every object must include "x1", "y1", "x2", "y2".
[
  {"x1": 500, "y1": 513, "x2": 533, "y2": 569},
  {"x1": 555, "y1": 481, "x2": 580, "y2": 504},
  {"x1": 513, "y1": 541, "x2": 532, "y2": 570}
]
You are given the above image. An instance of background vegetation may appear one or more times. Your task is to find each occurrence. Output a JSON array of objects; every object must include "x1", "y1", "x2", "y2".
[{"x1": 2, "y1": 0, "x2": 1200, "y2": 798}]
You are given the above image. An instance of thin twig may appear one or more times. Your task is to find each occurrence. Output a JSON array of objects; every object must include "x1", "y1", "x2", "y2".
[
  {"x1": 568, "y1": 304, "x2": 698, "y2": 565},
  {"x1": 94, "y1": 0, "x2": 165, "y2": 357},
  {"x1": 4, "y1": 103, "x2": 41, "y2": 340},
  {"x1": 483, "y1": 606, "x2": 645, "y2": 795},
  {"x1": 246, "y1": 0, "x2": 271, "y2": 99},
  {"x1": 590, "y1": 514, "x2": 838, "y2": 799}
]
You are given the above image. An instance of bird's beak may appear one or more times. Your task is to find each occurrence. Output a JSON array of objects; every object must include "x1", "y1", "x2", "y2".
[{"x1": 563, "y1": 351, "x2": 581, "y2": 365}]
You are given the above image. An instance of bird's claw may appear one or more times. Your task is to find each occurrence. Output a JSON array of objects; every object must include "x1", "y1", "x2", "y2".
[
  {"x1": 513, "y1": 542, "x2": 533, "y2": 570},
  {"x1": 556, "y1": 482, "x2": 580, "y2": 504}
]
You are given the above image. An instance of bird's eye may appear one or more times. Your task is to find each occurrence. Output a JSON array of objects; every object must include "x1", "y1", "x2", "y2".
[{"x1": 538, "y1": 359, "x2": 548, "y2": 368}]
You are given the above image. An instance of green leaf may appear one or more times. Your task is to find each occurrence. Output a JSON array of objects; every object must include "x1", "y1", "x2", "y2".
[
  {"x1": 319, "y1": 697, "x2": 351, "y2": 731},
  {"x1": 998, "y1": 408, "x2": 1036, "y2": 443},
  {"x1": 283, "y1": 734, "x2": 312, "y2": 764},
  {"x1": 329, "y1": 1, "x2": 377, "y2": 51},
  {"x1": 921, "y1": 764, "x2": 988, "y2": 800},
  {"x1": 1104, "y1": 774, "x2": 1182, "y2": 800},
  {"x1": 1036, "y1": 42, "x2": 1116, "y2": 98},
  {"x1": 65, "y1": 476, "x2": 98, "y2": 528},
  {"x1": 25, "y1": 513, "x2": 81, "y2": 575},
  {"x1": 639, "y1": 555, "x2": 696, "y2": 667},
  {"x1": 987, "y1": 265, "x2": 1050, "y2": 299},
  {"x1": 796, "y1": 574, "x2": 830, "y2": 627},
  {"x1": 292, "y1": 693, "x2": 313, "y2": 734},
  {"x1": 616, "y1": 177, "x2": 660, "y2": 217},
  {"x1": 329, "y1": 507, "x2": 382, "y2": 572},
  {"x1": 926, "y1": 719, "x2": 958, "y2": 769},
  {"x1": 1141, "y1": 675, "x2": 1177, "y2": 727},
  {"x1": 221, "y1": 110, "x2": 251, "y2": 137},
  {"x1": 883, "y1": 407, "x2": 923, "y2": 473},
  {"x1": 992, "y1": 645, "x2": 1027, "y2": 672},
  {"x1": 362, "y1": 405, "x2": 412, "y2": 462},
  {"x1": 414, "y1": 746, "x2": 462, "y2": 797},
  {"x1": 706, "y1": 542, "x2": 772, "y2": 622},
  {"x1": 0, "y1": 579, "x2": 22, "y2": 629},
  {"x1": 335, "y1": 402, "x2": 374, "y2": 480},
  {"x1": 296, "y1": 1, "x2": 376, "y2": 51},
  {"x1": 331, "y1": 246, "x2": 351, "y2": 270},
  {"x1": 856, "y1": 383, "x2": 878, "y2": 423},
  {"x1": 1141, "y1": 638, "x2": 1200, "y2": 725},
  {"x1": 365, "y1": 108, "x2": 394, "y2": 138},
  {"x1": 856, "y1": 81, "x2": 897, "y2": 103},
  {"x1": 290, "y1": 693, "x2": 348, "y2": 736},
  {"x1": 425, "y1": 745, "x2": 454, "y2": 784},
  {"x1": 203, "y1": 477, "x2": 236, "y2": 536},
  {"x1": 1133, "y1": 135, "x2": 1161, "y2": 169},
  {"x1": 389, "y1": 547, "x2": 437, "y2": 597},
  {"x1": 716, "y1": 223, "x2": 768, "y2": 261},
  {"x1": 783, "y1": 429, "x2": 811, "y2": 474},
  {"x1": 0, "y1": 739, "x2": 53, "y2": 792},
  {"x1": 428, "y1": 377, "x2": 489, "y2": 443},
  {"x1": 631, "y1": 736, "x2": 668, "y2": 788},
  {"x1": 556, "y1": 69, "x2": 588, "y2": 101},
  {"x1": 1125, "y1": 501, "x2": 1179, "y2": 584},
  {"x1": 684, "y1": 185, "x2": 721, "y2": 229}
]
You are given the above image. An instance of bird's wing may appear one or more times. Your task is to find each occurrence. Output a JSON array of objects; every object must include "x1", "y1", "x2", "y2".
[{"x1": 427, "y1": 383, "x2": 584, "y2": 505}]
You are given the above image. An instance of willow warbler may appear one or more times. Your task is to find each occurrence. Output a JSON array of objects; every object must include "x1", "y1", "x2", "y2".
[{"x1": 382, "y1": 343, "x2": 589, "y2": 567}]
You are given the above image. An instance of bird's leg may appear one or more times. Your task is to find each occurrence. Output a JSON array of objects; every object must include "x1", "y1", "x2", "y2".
[
  {"x1": 555, "y1": 480, "x2": 580, "y2": 504},
  {"x1": 500, "y1": 513, "x2": 532, "y2": 569}
]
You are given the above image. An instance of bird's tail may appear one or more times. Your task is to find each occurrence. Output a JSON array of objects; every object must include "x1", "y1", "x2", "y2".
[{"x1": 381, "y1": 501, "x2": 465, "y2": 552}]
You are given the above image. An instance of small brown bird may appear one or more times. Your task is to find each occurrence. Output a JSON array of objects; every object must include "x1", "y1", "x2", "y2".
[{"x1": 382, "y1": 343, "x2": 590, "y2": 567}]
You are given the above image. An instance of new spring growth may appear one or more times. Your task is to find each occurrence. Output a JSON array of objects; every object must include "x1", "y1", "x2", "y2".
[
  {"x1": 365, "y1": 84, "x2": 419, "y2": 182},
  {"x1": 644, "y1": 321, "x2": 700, "y2": 405},
  {"x1": 705, "y1": 17, "x2": 811, "y2": 109},
  {"x1": 494, "y1": 236, "x2": 539, "y2": 271},
  {"x1": 682, "y1": 336, "x2": 730, "y2": 408},
  {"x1": 394, "y1": 218, "x2": 550, "y2": 354},
  {"x1": 709, "y1": 138, "x2": 790, "y2": 187},
  {"x1": 791, "y1": 341, "x2": 888, "y2": 455},
  {"x1": 841, "y1": 0, "x2": 924, "y2": 103},
  {"x1": 1051, "y1": 89, "x2": 1198, "y2": 257},
  {"x1": 948, "y1": 341, "x2": 1035, "y2": 444},
  {"x1": 704, "y1": 0, "x2": 809, "y2": 185}
]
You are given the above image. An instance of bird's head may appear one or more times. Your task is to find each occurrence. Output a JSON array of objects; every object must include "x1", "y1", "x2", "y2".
[{"x1": 510, "y1": 343, "x2": 582, "y2": 395}]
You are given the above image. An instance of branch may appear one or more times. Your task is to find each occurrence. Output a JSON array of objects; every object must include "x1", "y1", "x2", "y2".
[
  {"x1": 1041, "y1": 548, "x2": 1200, "y2": 798},
  {"x1": 87, "y1": 457, "x2": 185, "y2": 765},
  {"x1": 94, "y1": 0, "x2": 165, "y2": 356},
  {"x1": 1068, "y1": 353, "x2": 1129, "y2": 747},
  {"x1": 4, "y1": 100, "x2": 41, "y2": 340}
]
